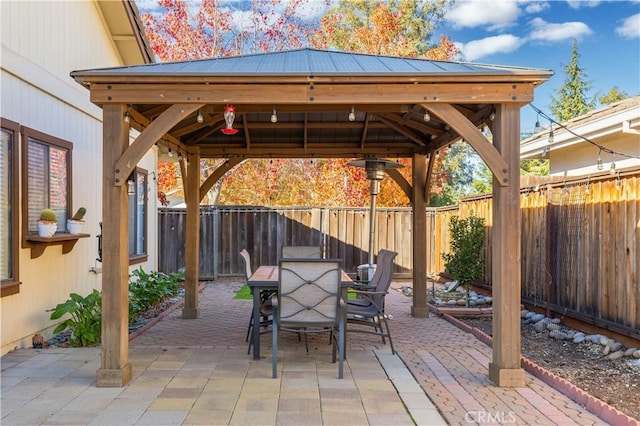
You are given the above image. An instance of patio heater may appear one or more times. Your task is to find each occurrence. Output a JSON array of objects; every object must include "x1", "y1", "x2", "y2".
[{"x1": 347, "y1": 158, "x2": 404, "y2": 282}]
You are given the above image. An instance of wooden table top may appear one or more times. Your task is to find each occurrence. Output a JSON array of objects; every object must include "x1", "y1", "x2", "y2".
[{"x1": 248, "y1": 265, "x2": 352, "y2": 287}]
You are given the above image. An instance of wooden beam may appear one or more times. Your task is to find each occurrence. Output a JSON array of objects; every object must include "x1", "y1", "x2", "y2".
[
  {"x1": 425, "y1": 152, "x2": 436, "y2": 204},
  {"x1": 97, "y1": 104, "x2": 132, "y2": 387},
  {"x1": 489, "y1": 104, "x2": 525, "y2": 387},
  {"x1": 114, "y1": 103, "x2": 202, "y2": 186},
  {"x1": 200, "y1": 156, "x2": 245, "y2": 201},
  {"x1": 90, "y1": 82, "x2": 534, "y2": 105},
  {"x1": 424, "y1": 103, "x2": 509, "y2": 187},
  {"x1": 178, "y1": 156, "x2": 188, "y2": 201},
  {"x1": 183, "y1": 151, "x2": 201, "y2": 319},
  {"x1": 377, "y1": 112, "x2": 436, "y2": 137},
  {"x1": 386, "y1": 168, "x2": 412, "y2": 202},
  {"x1": 241, "y1": 113, "x2": 251, "y2": 149},
  {"x1": 411, "y1": 153, "x2": 429, "y2": 318},
  {"x1": 375, "y1": 115, "x2": 426, "y2": 146},
  {"x1": 360, "y1": 114, "x2": 371, "y2": 149},
  {"x1": 197, "y1": 144, "x2": 426, "y2": 158}
]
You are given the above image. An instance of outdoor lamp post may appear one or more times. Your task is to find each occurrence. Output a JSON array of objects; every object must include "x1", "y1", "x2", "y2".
[{"x1": 347, "y1": 158, "x2": 403, "y2": 281}]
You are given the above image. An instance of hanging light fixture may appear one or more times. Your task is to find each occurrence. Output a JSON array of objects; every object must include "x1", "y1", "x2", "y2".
[
  {"x1": 347, "y1": 158, "x2": 404, "y2": 281},
  {"x1": 423, "y1": 110, "x2": 431, "y2": 122},
  {"x1": 167, "y1": 147, "x2": 173, "y2": 157},
  {"x1": 548, "y1": 125, "x2": 554, "y2": 144},
  {"x1": 541, "y1": 146, "x2": 549, "y2": 158},
  {"x1": 270, "y1": 107, "x2": 278, "y2": 123},
  {"x1": 489, "y1": 107, "x2": 496, "y2": 121},
  {"x1": 597, "y1": 149, "x2": 603, "y2": 170},
  {"x1": 610, "y1": 153, "x2": 616, "y2": 175},
  {"x1": 197, "y1": 109, "x2": 204, "y2": 123},
  {"x1": 533, "y1": 113, "x2": 541, "y2": 132},
  {"x1": 123, "y1": 108, "x2": 131, "y2": 124},
  {"x1": 348, "y1": 106, "x2": 356, "y2": 122},
  {"x1": 221, "y1": 105, "x2": 239, "y2": 135}
]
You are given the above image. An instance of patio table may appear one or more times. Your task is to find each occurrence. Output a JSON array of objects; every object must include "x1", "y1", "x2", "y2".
[{"x1": 247, "y1": 265, "x2": 353, "y2": 360}]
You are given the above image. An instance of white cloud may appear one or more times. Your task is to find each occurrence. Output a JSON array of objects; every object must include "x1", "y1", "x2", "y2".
[
  {"x1": 446, "y1": 0, "x2": 521, "y2": 31},
  {"x1": 616, "y1": 14, "x2": 640, "y2": 38},
  {"x1": 521, "y1": 1, "x2": 549, "y2": 14},
  {"x1": 458, "y1": 34, "x2": 524, "y2": 61},
  {"x1": 528, "y1": 17, "x2": 592, "y2": 42},
  {"x1": 567, "y1": 0, "x2": 600, "y2": 9}
]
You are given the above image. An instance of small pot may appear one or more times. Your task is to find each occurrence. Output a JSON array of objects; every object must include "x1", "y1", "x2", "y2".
[
  {"x1": 38, "y1": 221, "x2": 57, "y2": 237},
  {"x1": 66, "y1": 219, "x2": 84, "y2": 235}
]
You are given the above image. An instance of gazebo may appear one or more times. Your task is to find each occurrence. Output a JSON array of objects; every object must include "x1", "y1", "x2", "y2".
[{"x1": 71, "y1": 48, "x2": 552, "y2": 388}]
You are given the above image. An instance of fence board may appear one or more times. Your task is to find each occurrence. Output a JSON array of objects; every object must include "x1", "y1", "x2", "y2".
[{"x1": 158, "y1": 172, "x2": 639, "y2": 337}]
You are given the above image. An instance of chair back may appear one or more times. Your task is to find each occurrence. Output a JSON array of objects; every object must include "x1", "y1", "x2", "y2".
[
  {"x1": 239, "y1": 249, "x2": 253, "y2": 281},
  {"x1": 369, "y1": 250, "x2": 397, "y2": 305},
  {"x1": 281, "y1": 245, "x2": 322, "y2": 259},
  {"x1": 278, "y1": 259, "x2": 341, "y2": 328}
]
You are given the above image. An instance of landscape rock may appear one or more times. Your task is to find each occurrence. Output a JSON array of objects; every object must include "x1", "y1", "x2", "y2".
[
  {"x1": 624, "y1": 348, "x2": 638, "y2": 356},
  {"x1": 633, "y1": 350, "x2": 640, "y2": 359},
  {"x1": 610, "y1": 342, "x2": 623, "y2": 352},
  {"x1": 573, "y1": 334, "x2": 586, "y2": 344},
  {"x1": 607, "y1": 351, "x2": 624, "y2": 361}
]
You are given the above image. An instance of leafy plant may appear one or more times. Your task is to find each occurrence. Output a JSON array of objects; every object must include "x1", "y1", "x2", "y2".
[
  {"x1": 49, "y1": 289, "x2": 102, "y2": 347},
  {"x1": 128, "y1": 267, "x2": 183, "y2": 324},
  {"x1": 441, "y1": 214, "x2": 486, "y2": 300}
]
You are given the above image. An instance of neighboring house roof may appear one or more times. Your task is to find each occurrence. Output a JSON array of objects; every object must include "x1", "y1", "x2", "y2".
[
  {"x1": 520, "y1": 96, "x2": 640, "y2": 176},
  {"x1": 95, "y1": 0, "x2": 154, "y2": 65},
  {"x1": 71, "y1": 47, "x2": 549, "y2": 79}
]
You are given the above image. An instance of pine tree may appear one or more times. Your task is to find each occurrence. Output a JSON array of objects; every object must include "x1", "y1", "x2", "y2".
[{"x1": 550, "y1": 39, "x2": 596, "y2": 122}]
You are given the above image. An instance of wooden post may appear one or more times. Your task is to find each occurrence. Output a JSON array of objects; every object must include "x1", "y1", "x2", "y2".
[
  {"x1": 489, "y1": 104, "x2": 525, "y2": 387},
  {"x1": 97, "y1": 104, "x2": 132, "y2": 387},
  {"x1": 412, "y1": 153, "x2": 429, "y2": 317},
  {"x1": 182, "y1": 151, "x2": 201, "y2": 318}
]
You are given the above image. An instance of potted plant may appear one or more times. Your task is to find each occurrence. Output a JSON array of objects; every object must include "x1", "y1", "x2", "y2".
[
  {"x1": 67, "y1": 207, "x2": 86, "y2": 235},
  {"x1": 38, "y1": 208, "x2": 58, "y2": 237}
]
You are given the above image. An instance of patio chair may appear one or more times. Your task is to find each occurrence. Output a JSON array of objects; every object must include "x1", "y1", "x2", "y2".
[
  {"x1": 281, "y1": 245, "x2": 322, "y2": 259},
  {"x1": 346, "y1": 249, "x2": 397, "y2": 354},
  {"x1": 272, "y1": 259, "x2": 345, "y2": 379},
  {"x1": 240, "y1": 249, "x2": 274, "y2": 354}
]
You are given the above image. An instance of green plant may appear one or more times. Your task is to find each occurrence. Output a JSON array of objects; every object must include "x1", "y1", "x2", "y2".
[
  {"x1": 441, "y1": 214, "x2": 486, "y2": 301},
  {"x1": 72, "y1": 207, "x2": 86, "y2": 221},
  {"x1": 39, "y1": 208, "x2": 57, "y2": 222},
  {"x1": 48, "y1": 289, "x2": 102, "y2": 347},
  {"x1": 128, "y1": 267, "x2": 183, "y2": 324}
]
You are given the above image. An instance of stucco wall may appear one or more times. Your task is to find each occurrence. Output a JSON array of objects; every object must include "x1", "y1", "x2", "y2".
[{"x1": 1, "y1": 1, "x2": 157, "y2": 354}]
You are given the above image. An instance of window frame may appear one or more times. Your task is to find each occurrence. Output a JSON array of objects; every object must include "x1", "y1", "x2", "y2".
[
  {"x1": 20, "y1": 126, "x2": 73, "y2": 245},
  {"x1": 128, "y1": 167, "x2": 148, "y2": 265},
  {"x1": 1, "y1": 118, "x2": 20, "y2": 297}
]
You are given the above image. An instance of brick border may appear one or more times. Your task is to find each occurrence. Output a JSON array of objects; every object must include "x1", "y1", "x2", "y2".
[{"x1": 442, "y1": 313, "x2": 640, "y2": 426}]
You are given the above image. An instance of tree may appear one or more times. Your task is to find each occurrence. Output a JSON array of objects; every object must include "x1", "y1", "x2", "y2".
[
  {"x1": 311, "y1": 0, "x2": 453, "y2": 58},
  {"x1": 550, "y1": 39, "x2": 596, "y2": 122},
  {"x1": 520, "y1": 159, "x2": 549, "y2": 176},
  {"x1": 597, "y1": 86, "x2": 628, "y2": 105}
]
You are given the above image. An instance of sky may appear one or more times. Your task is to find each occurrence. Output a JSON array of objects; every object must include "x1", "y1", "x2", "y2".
[{"x1": 135, "y1": 0, "x2": 640, "y2": 136}]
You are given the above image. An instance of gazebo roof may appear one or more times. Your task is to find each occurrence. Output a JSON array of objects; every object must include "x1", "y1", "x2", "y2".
[
  {"x1": 72, "y1": 48, "x2": 547, "y2": 78},
  {"x1": 71, "y1": 48, "x2": 553, "y2": 161}
]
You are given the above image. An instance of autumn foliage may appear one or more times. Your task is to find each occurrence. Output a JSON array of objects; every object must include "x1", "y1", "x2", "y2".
[{"x1": 142, "y1": 0, "x2": 457, "y2": 207}]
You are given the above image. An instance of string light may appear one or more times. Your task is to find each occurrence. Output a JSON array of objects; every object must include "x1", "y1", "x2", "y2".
[
  {"x1": 534, "y1": 113, "x2": 541, "y2": 132},
  {"x1": 197, "y1": 109, "x2": 203, "y2": 123},
  {"x1": 615, "y1": 172, "x2": 622, "y2": 189},
  {"x1": 167, "y1": 147, "x2": 173, "y2": 158},
  {"x1": 610, "y1": 153, "x2": 616, "y2": 175},
  {"x1": 489, "y1": 107, "x2": 496, "y2": 121},
  {"x1": 548, "y1": 120, "x2": 554, "y2": 144},
  {"x1": 423, "y1": 110, "x2": 431, "y2": 122},
  {"x1": 530, "y1": 104, "x2": 640, "y2": 172},
  {"x1": 270, "y1": 107, "x2": 278, "y2": 123},
  {"x1": 348, "y1": 106, "x2": 356, "y2": 122},
  {"x1": 123, "y1": 108, "x2": 130, "y2": 124},
  {"x1": 541, "y1": 146, "x2": 549, "y2": 158}
]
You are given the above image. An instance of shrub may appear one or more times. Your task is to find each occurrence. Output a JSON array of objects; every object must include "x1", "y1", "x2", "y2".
[
  {"x1": 128, "y1": 267, "x2": 184, "y2": 324},
  {"x1": 441, "y1": 214, "x2": 486, "y2": 297},
  {"x1": 49, "y1": 289, "x2": 102, "y2": 347}
]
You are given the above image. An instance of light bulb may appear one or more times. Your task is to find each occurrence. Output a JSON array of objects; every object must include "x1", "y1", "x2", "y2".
[
  {"x1": 548, "y1": 129, "x2": 554, "y2": 144},
  {"x1": 615, "y1": 177, "x2": 622, "y2": 189},
  {"x1": 348, "y1": 106, "x2": 356, "y2": 122},
  {"x1": 197, "y1": 109, "x2": 203, "y2": 123},
  {"x1": 168, "y1": 147, "x2": 173, "y2": 158},
  {"x1": 423, "y1": 111, "x2": 430, "y2": 122},
  {"x1": 124, "y1": 110, "x2": 130, "y2": 124},
  {"x1": 270, "y1": 108, "x2": 277, "y2": 123},
  {"x1": 541, "y1": 146, "x2": 548, "y2": 158},
  {"x1": 597, "y1": 153, "x2": 603, "y2": 170},
  {"x1": 489, "y1": 109, "x2": 496, "y2": 121},
  {"x1": 610, "y1": 161, "x2": 616, "y2": 175}
]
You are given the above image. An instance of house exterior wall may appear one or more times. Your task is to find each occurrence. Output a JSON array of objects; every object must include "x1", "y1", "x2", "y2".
[{"x1": 1, "y1": 1, "x2": 157, "y2": 355}]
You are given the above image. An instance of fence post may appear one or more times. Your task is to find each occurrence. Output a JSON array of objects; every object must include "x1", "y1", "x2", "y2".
[{"x1": 213, "y1": 206, "x2": 219, "y2": 280}]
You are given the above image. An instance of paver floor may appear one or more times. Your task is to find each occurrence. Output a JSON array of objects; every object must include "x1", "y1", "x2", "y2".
[{"x1": 1, "y1": 280, "x2": 620, "y2": 425}]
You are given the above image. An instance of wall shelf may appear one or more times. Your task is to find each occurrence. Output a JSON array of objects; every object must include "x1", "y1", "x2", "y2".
[{"x1": 26, "y1": 233, "x2": 90, "y2": 259}]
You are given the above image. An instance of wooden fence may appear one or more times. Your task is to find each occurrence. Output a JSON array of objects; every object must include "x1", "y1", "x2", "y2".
[{"x1": 158, "y1": 172, "x2": 639, "y2": 338}]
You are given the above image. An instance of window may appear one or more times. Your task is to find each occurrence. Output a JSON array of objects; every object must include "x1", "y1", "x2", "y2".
[
  {"x1": 129, "y1": 168, "x2": 148, "y2": 264},
  {"x1": 1, "y1": 119, "x2": 20, "y2": 297},
  {"x1": 21, "y1": 127, "x2": 72, "y2": 238}
]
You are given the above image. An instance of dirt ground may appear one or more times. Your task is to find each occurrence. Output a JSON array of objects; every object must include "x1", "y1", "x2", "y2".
[{"x1": 460, "y1": 317, "x2": 640, "y2": 421}]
